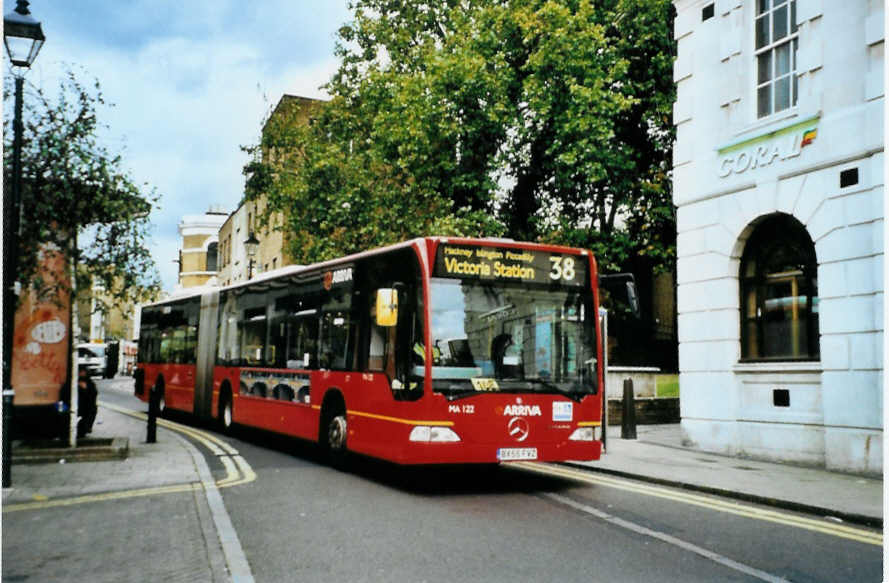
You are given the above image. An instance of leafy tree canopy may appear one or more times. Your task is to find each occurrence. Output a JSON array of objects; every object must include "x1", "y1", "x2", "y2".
[
  {"x1": 246, "y1": 0, "x2": 675, "y2": 273},
  {"x1": 4, "y1": 69, "x2": 161, "y2": 310}
]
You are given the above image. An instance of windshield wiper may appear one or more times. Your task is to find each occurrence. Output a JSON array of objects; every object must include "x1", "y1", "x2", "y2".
[
  {"x1": 524, "y1": 378, "x2": 589, "y2": 399},
  {"x1": 526, "y1": 378, "x2": 562, "y2": 392}
]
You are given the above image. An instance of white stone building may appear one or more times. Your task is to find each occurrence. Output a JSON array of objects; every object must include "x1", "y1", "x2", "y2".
[
  {"x1": 177, "y1": 206, "x2": 229, "y2": 289},
  {"x1": 672, "y1": 0, "x2": 883, "y2": 474}
]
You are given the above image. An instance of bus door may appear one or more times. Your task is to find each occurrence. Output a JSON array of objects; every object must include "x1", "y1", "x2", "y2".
[{"x1": 161, "y1": 300, "x2": 200, "y2": 412}]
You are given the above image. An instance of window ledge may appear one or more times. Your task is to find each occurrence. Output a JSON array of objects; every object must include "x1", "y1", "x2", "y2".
[
  {"x1": 733, "y1": 360, "x2": 823, "y2": 374},
  {"x1": 738, "y1": 107, "x2": 800, "y2": 135}
]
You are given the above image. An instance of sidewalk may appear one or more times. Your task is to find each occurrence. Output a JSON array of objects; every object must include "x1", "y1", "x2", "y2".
[
  {"x1": 2, "y1": 401, "x2": 229, "y2": 583},
  {"x1": 567, "y1": 424, "x2": 883, "y2": 528}
]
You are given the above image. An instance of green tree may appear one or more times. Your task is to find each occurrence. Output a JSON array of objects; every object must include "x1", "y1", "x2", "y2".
[
  {"x1": 4, "y1": 70, "x2": 161, "y2": 310},
  {"x1": 247, "y1": 0, "x2": 675, "y2": 272},
  {"x1": 548, "y1": 0, "x2": 677, "y2": 273},
  {"x1": 243, "y1": 88, "x2": 502, "y2": 264}
]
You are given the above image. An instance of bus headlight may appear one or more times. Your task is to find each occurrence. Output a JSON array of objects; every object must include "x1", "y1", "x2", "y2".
[
  {"x1": 569, "y1": 427, "x2": 594, "y2": 441},
  {"x1": 409, "y1": 426, "x2": 461, "y2": 442}
]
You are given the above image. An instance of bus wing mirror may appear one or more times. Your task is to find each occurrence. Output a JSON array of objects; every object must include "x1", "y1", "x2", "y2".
[
  {"x1": 599, "y1": 273, "x2": 641, "y2": 319},
  {"x1": 375, "y1": 289, "x2": 399, "y2": 327},
  {"x1": 625, "y1": 281, "x2": 640, "y2": 318}
]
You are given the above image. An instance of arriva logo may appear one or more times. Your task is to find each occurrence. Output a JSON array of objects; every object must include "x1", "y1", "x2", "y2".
[{"x1": 503, "y1": 404, "x2": 542, "y2": 417}]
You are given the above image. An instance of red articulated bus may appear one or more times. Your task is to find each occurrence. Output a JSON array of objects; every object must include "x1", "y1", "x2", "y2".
[{"x1": 135, "y1": 237, "x2": 605, "y2": 465}]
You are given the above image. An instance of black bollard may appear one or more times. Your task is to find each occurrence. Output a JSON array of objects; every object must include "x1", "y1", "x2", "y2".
[
  {"x1": 146, "y1": 385, "x2": 158, "y2": 444},
  {"x1": 2, "y1": 389, "x2": 13, "y2": 487},
  {"x1": 621, "y1": 378, "x2": 637, "y2": 439}
]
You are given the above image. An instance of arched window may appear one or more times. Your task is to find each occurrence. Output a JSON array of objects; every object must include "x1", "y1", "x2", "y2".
[
  {"x1": 207, "y1": 242, "x2": 219, "y2": 272},
  {"x1": 740, "y1": 214, "x2": 819, "y2": 361}
]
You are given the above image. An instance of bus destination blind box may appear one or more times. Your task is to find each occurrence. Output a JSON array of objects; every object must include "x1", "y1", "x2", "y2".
[{"x1": 434, "y1": 244, "x2": 588, "y2": 287}]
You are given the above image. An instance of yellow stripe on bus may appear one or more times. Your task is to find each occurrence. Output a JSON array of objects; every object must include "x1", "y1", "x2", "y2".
[{"x1": 348, "y1": 410, "x2": 454, "y2": 427}]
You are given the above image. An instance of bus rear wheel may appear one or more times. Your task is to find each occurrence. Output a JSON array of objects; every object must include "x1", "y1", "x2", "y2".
[
  {"x1": 219, "y1": 391, "x2": 233, "y2": 434},
  {"x1": 322, "y1": 409, "x2": 348, "y2": 469}
]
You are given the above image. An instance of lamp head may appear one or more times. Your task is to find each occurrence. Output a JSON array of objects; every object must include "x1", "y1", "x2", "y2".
[
  {"x1": 4, "y1": 0, "x2": 45, "y2": 69},
  {"x1": 244, "y1": 232, "x2": 259, "y2": 258}
]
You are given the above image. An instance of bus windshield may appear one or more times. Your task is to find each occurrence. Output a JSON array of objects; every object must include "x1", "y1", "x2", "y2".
[{"x1": 427, "y1": 278, "x2": 596, "y2": 398}]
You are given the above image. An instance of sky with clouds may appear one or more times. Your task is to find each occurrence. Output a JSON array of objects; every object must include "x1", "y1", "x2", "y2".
[{"x1": 21, "y1": 0, "x2": 351, "y2": 291}]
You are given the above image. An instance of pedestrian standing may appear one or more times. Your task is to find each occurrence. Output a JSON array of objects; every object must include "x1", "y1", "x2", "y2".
[{"x1": 77, "y1": 367, "x2": 98, "y2": 438}]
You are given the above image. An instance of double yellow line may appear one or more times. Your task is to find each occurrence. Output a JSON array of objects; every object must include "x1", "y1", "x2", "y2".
[
  {"x1": 101, "y1": 402, "x2": 257, "y2": 489},
  {"x1": 3, "y1": 403, "x2": 256, "y2": 514},
  {"x1": 513, "y1": 462, "x2": 883, "y2": 547},
  {"x1": 510, "y1": 462, "x2": 883, "y2": 546},
  {"x1": 2, "y1": 483, "x2": 203, "y2": 513}
]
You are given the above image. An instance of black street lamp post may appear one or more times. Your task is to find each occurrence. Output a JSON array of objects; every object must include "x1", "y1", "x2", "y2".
[
  {"x1": 244, "y1": 232, "x2": 259, "y2": 280},
  {"x1": 3, "y1": 0, "x2": 45, "y2": 488}
]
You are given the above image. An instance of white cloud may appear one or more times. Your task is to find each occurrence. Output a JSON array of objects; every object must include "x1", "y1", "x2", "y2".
[{"x1": 25, "y1": 1, "x2": 350, "y2": 291}]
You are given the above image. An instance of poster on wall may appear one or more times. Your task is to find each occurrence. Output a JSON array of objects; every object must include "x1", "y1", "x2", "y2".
[{"x1": 11, "y1": 244, "x2": 71, "y2": 407}]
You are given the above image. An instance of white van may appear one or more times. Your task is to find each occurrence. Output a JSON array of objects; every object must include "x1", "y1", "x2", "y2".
[{"x1": 76, "y1": 343, "x2": 107, "y2": 377}]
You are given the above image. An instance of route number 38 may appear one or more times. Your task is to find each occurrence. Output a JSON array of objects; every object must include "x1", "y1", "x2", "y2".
[{"x1": 549, "y1": 256, "x2": 576, "y2": 281}]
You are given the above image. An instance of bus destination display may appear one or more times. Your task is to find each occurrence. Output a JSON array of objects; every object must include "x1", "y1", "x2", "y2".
[{"x1": 434, "y1": 244, "x2": 587, "y2": 287}]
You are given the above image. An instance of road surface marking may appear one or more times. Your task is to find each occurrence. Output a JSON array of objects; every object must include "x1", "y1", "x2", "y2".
[
  {"x1": 99, "y1": 401, "x2": 255, "y2": 489},
  {"x1": 4, "y1": 403, "x2": 256, "y2": 514},
  {"x1": 101, "y1": 402, "x2": 255, "y2": 582},
  {"x1": 177, "y1": 418, "x2": 255, "y2": 583},
  {"x1": 545, "y1": 492, "x2": 788, "y2": 583},
  {"x1": 3, "y1": 483, "x2": 202, "y2": 513},
  {"x1": 515, "y1": 462, "x2": 882, "y2": 547}
]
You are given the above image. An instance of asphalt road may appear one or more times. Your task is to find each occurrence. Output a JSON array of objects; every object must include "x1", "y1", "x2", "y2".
[{"x1": 100, "y1": 379, "x2": 882, "y2": 583}]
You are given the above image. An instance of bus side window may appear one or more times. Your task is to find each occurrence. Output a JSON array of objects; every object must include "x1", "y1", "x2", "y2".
[
  {"x1": 287, "y1": 316, "x2": 318, "y2": 369},
  {"x1": 320, "y1": 312, "x2": 351, "y2": 369},
  {"x1": 159, "y1": 332, "x2": 173, "y2": 362},
  {"x1": 185, "y1": 324, "x2": 198, "y2": 364},
  {"x1": 269, "y1": 293, "x2": 287, "y2": 368},
  {"x1": 271, "y1": 292, "x2": 319, "y2": 370},
  {"x1": 319, "y1": 289, "x2": 354, "y2": 370},
  {"x1": 171, "y1": 327, "x2": 186, "y2": 364},
  {"x1": 217, "y1": 292, "x2": 238, "y2": 365},
  {"x1": 185, "y1": 301, "x2": 199, "y2": 364},
  {"x1": 241, "y1": 306, "x2": 267, "y2": 366}
]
